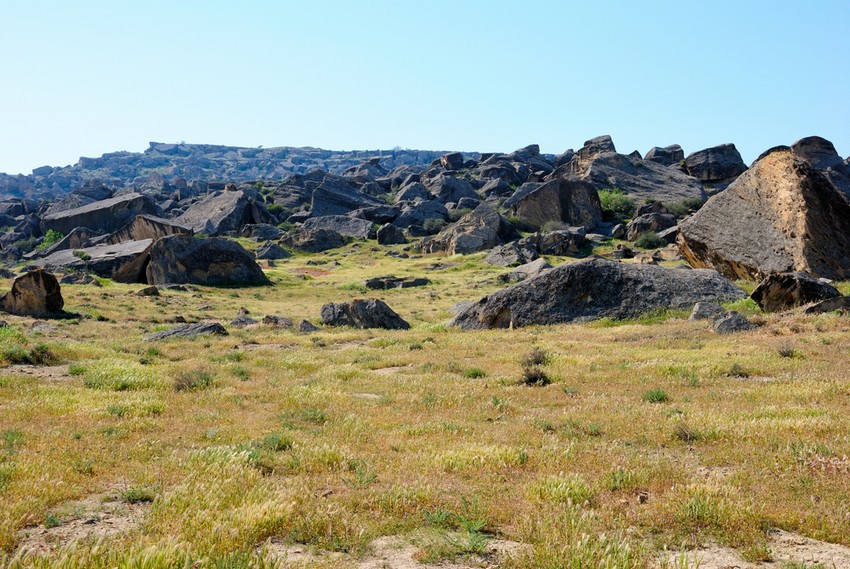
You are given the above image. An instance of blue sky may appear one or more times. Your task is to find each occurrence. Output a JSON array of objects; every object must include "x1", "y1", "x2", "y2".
[{"x1": 1, "y1": 1, "x2": 848, "y2": 174}]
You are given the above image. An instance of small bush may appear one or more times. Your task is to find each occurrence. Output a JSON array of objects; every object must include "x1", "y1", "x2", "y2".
[
  {"x1": 72, "y1": 249, "x2": 92, "y2": 262},
  {"x1": 1, "y1": 343, "x2": 57, "y2": 366},
  {"x1": 261, "y1": 432, "x2": 293, "y2": 452},
  {"x1": 462, "y1": 368, "x2": 487, "y2": 379},
  {"x1": 423, "y1": 218, "x2": 447, "y2": 234},
  {"x1": 521, "y1": 348, "x2": 550, "y2": 368},
  {"x1": 448, "y1": 208, "x2": 471, "y2": 222},
  {"x1": 38, "y1": 229, "x2": 64, "y2": 251},
  {"x1": 642, "y1": 388, "x2": 669, "y2": 403},
  {"x1": 520, "y1": 367, "x2": 551, "y2": 386},
  {"x1": 598, "y1": 188, "x2": 636, "y2": 221},
  {"x1": 506, "y1": 215, "x2": 537, "y2": 233},
  {"x1": 174, "y1": 369, "x2": 214, "y2": 392},
  {"x1": 634, "y1": 232, "x2": 666, "y2": 249},
  {"x1": 123, "y1": 485, "x2": 157, "y2": 504}
]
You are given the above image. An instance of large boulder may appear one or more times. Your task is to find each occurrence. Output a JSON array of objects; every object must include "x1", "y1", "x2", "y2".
[
  {"x1": 395, "y1": 199, "x2": 448, "y2": 228},
  {"x1": 176, "y1": 188, "x2": 273, "y2": 235},
  {"x1": 283, "y1": 228, "x2": 348, "y2": 252},
  {"x1": 320, "y1": 299, "x2": 410, "y2": 330},
  {"x1": 750, "y1": 272, "x2": 841, "y2": 312},
  {"x1": 420, "y1": 204, "x2": 518, "y2": 255},
  {"x1": 427, "y1": 175, "x2": 480, "y2": 205},
  {"x1": 41, "y1": 193, "x2": 159, "y2": 235},
  {"x1": 503, "y1": 179, "x2": 601, "y2": 230},
  {"x1": 683, "y1": 144, "x2": 747, "y2": 185},
  {"x1": 626, "y1": 212, "x2": 677, "y2": 241},
  {"x1": 36, "y1": 239, "x2": 154, "y2": 282},
  {"x1": 301, "y1": 215, "x2": 374, "y2": 239},
  {"x1": 106, "y1": 215, "x2": 192, "y2": 244},
  {"x1": 644, "y1": 145, "x2": 685, "y2": 166},
  {"x1": 0, "y1": 270, "x2": 64, "y2": 317},
  {"x1": 448, "y1": 257, "x2": 745, "y2": 329},
  {"x1": 484, "y1": 239, "x2": 539, "y2": 267},
  {"x1": 376, "y1": 223, "x2": 407, "y2": 245},
  {"x1": 310, "y1": 180, "x2": 386, "y2": 217},
  {"x1": 678, "y1": 147, "x2": 850, "y2": 280},
  {"x1": 145, "y1": 322, "x2": 228, "y2": 341},
  {"x1": 145, "y1": 236, "x2": 268, "y2": 286}
]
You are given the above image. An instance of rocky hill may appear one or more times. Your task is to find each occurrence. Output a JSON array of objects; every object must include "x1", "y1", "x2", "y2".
[{"x1": 0, "y1": 142, "x2": 460, "y2": 200}]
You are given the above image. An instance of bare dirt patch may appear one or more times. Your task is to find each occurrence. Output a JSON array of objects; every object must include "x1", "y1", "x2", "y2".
[
  {"x1": 2, "y1": 364, "x2": 72, "y2": 383},
  {"x1": 14, "y1": 489, "x2": 147, "y2": 557},
  {"x1": 658, "y1": 529, "x2": 850, "y2": 568},
  {"x1": 372, "y1": 365, "x2": 415, "y2": 376}
]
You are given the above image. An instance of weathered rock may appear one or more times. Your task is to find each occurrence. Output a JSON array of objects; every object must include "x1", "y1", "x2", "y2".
[
  {"x1": 683, "y1": 144, "x2": 747, "y2": 184},
  {"x1": 484, "y1": 240, "x2": 539, "y2": 267},
  {"x1": 420, "y1": 204, "x2": 518, "y2": 255},
  {"x1": 240, "y1": 223, "x2": 285, "y2": 241},
  {"x1": 298, "y1": 319, "x2": 320, "y2": 333},
  {"x1": 500, "y1": 258, "x2": 552, "y2": 283},
  {"x1": 263, "y1": 315, "x2": 293, "y2": 328},
  {"x1": 231, "y1": 314, "x2": 258, "y2": 327},
  {"x1": 396, "y1": 182, "x2": 431, "y2": 203},
  {"x1": 657, "y1": 225, "x2": 679, "y2": 244},
  {"x1": 136, "y1": 286, "x2": 159, "y2": 297},
  {"x1": 532, "y1": 230, "x2": 588, "y2": 256},
  {"x1": 804, "y1": 296, "x2": 850, "y2": 314},
  {"x1": 678, "y1": 148, "x2": 850, "y2": 280},
  {"x1": 32, "y1": 227, "x2": 100, "y2": 258},
  {"x1": 310, "y1": 181, "x2": 386, "y2": 217},
  {"x1": 644, "y1": 145, "x2": 684, "y2": 166},
  {"x1": 283, "y1": 228, "x2": 348, "y2": 252},
  {"x1": 302, "y1": 215, "x2": 374, "y2": 239},
  {"x1": 790, "y1": 136, "x2": 846, "y2": 171},
  {"x1": 427, "y1": 176, "x2": 479, "y2": 205},
  {"x1": 59, "y1": 273, "x2": 101, "y2": 286},
  {"x1": 256, "y1": 241, "x2": 292, "y2": 260},
  {"x1": 688, "y1": 301, "x2": 726, "y2": 321},
  {"x1": 712, "y1": 311, "x2": 757, "y2": 334},
  {"x1": 503, "y1": 179, "x2": 601, "y2": 230},
  {"x1": 106, "y1": 215, "x2": 192, "y2": 244},
  {"x1": 376, "y1": 223, "x2": 407, "y2": 245},
  {"x1": 364, "y1": 276, "x2": 430, "y2": 290},
  {"x1": 626, "y1": 213, "x2": 677, "y2": 241},
  {"x1": 41, "y1": 193, "x2": 159, "y2": 235},
  {"x1": 448, "y1": 258, "x2": 745, "y2": 329},
  {"x1": 750, "y1": 272, "x2": 841, "y2": 312},
  {"x1": 0, "y1": 270, "x2": 64, "y2": 317},
  {"x1": 37, "y1": 239, "x2": 153, "y2": 282},
  {"x1": 440, "y1": 152, "x2": 465, "y2": 170},
  {"x1": 176, "y1": 189, "x2": 272, "y2": 235},
  {"x1": 395, "y1": 200, "x2": 448, "y2": 228},
  {"x1": 144, "y1": 322, "x2": 228, "y2": 341},
  {"x1": 320, "y1": 299, "x2": 410, "y2": 330},
  {"x1": 145, "y1": 236, "x2": 268, "y2": 286}
]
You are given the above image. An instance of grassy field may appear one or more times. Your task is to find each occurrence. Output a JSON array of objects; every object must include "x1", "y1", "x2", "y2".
[{"x1": 1, "y1": 242, "x2": 849, "y2": 568}]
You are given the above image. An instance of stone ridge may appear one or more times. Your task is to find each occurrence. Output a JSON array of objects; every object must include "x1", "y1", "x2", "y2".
[{"x1": 0, "y1": 143, "x2": 470, "y2": 199}]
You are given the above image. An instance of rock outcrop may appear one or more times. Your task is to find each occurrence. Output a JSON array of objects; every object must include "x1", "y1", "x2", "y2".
[
  {"x1": 678, "y1": 144, "x2": 850, "y2": 280},
  {"x1": 448, "y1": 258, "x2": 745, "y2": 329},
  {"x1": 37, "y1": 239, "x2": 153, "y2": 282},
  {"x1": 683, "y1": 144, "x2": 747, "y2": 187},
  {"x1": 105, "y1": 215, "x2": 192, "y2": 244},
  {"x1": 320, "y1": 299, "x2": 410, "y2": 330},
  {"x1": 750, "y1": 272, "x2": 841, "y2": 312},
  {"x1": 145, "y1": 236, "x2": 268, "y2": 286},
  {"x1": 41, "y1": 193, "x2": 158, "y2": 235},
  {"x1": 145, "y1": 322, "x2": 228, "y2": 341},
  {"x1": 503, "y1": 179, "x2": 601, "y2": 230},
  {"x1": 176, "y1": 188, "x2": 273, "y2": 235},
  {"x1": 420, "y1": 204, "x2": 518, "y2": 255},
  {"x1": 0, "y1": 270, "x2": 64, "y2": 317}
]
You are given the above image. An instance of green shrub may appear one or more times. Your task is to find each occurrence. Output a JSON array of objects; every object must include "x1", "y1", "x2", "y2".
[
  {"x1": 448, "y1": 208, "x2": 471, "y2": 222},
  {"x1": 462, "y1": 368, "x2": 487, "y2": 379},
  {"x1": 598, "y1": 188, "x2": 636, "y2": 221},
  {"x1": 423, "y1": 218, "x2": 447, "y2": 234},
  {"x1": 38, "y1": 229, "x2": 64, "y2": 251},
  {"x1": 174, "y1": 369, "x2": 215, "y2": 392},
  {"x1": 642, "y1": 388, "x2": 669, "y2": 403},
  {"x1": 634, "y1": 232, "x2": 666, "y2": 249}
]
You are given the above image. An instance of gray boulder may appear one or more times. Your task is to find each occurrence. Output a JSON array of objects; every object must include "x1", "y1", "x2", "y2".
[
  {"x1": 531, "y1": 230, "x2": 588, "y2": 256},
  {"x1": 364, "y1": 276, "x2": 430, "y2": 289},
  {"x1": 37, "y1": 239, "x2": 154, "y2": 282},
  {"x1": 688, "y1": 301, "x2": 726, "y2": 321},
  {"x1": 440, "y1": 152, "x2": 465, "y2": 170},
  {"x1": 678, "y1": 146, "x2": 850, "y2": 280},
  {"x1": 750, "y1": 272, "x2": 841, "y2": 312},
  {"x1": 41, "y1": 193, "x2": 159, "y2": 235},
  {"x1": 644, "y1": 145, "x2": 685, "y2": 166},
  {"x1": 376, "y1": 223, "x2": 407, "y2": 245},
  {"x1": 256, "y1": 242, "x2": 292, "y2": 260},
  {"x1": 284, "y1": 228, "x2": 348, "y2": 252},
  {"x1": 396, "y1": 182, "x2": 432, "y2": 203},
  {"x1": 420, "y1": 204, "x2": 518, "y2": 255},
  {"x1": 145, "y1": 322, "x2": 228, "y2": 341},
  {"x1": 176, "y1": 189, "x2": 273, "y2": 235},
  {"x1": 484, "y1": 240, "x2": 539, "y2": 267},
  {"x1": 395, "y1": 200, "x2": 448, "y2": 228},
  {"x1": 145, "y1": 236, "x2": 268, "y2": 286},
  {"x1": 298, "y1": 319, "x2": 320, "y2": 333},
  {"x1": 500, "y1": 258, "x2": 552, "y2": 283},
  {"x1": 240, "y1": 224, "x2": 285, "y2": 241},
  {"x1": 310, "y1": 181, "x2": 386, "y2": 217},
  {"x1": 0, "y1": 270, "x2": 64, "y2": 317},
  {"x1": 106, "y1": 214, "x2": 192, "y2": 244},
  {"x1": 712, "y1": 311, "x2": 757, "y2": 334},
  {"x1": 427, "y1": 176, "x2": 479, "y2": 205},
  {"x1": 320, "y1": 299, "x2": 410, "y2": 330},
  {"x1": 448, "y1": 258, "x2": 745, "y2": 329},
  {"x1": 302, "y1": 215, "x2": 374, "y2": 239},
  {"x1": 503, "y1": 179, "x2": 602, "y2": 230},
  {"x1": 683, "y1": 144, "x2": 747, "y2": 185},
  {"x1": 626, "y1": 213, "x2": 677, "y2": 241}
]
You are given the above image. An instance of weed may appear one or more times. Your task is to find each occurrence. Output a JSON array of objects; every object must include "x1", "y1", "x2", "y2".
[
  {"x1": 520, "y1": 366, "x2": 551, "y2": 386},
  {"x1": 521, "y1": 347, "x2": 550, "y2": 367},
  {"x1": 642, "y1": 388, "x2": 669, "y2": 403},
  {"x1": 261, "y1": 432, "x2": 293, "y2": 452},
  {"x1": 728, "y1": 363, "x2": 749, "y2": 378},
  {"x1": 608, "y1": 468, "x2": 635, "y2": 491},
  {"x1": 344, "y1": 459, "x2": 377, "y2": 489},
  {"x1": 462, "y1": 368, "x2": 487, "y2": 378},
  {"x1": 634, "y1": 231, "x2": 666, "y2": 249},
  {"x1": 123, "y1": 484, "x2": 157, "y2": 504},
  {"x1": 174, "y1": 369, "x2": 215, "y2": 392}
]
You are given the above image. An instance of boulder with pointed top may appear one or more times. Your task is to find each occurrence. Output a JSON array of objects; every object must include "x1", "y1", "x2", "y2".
[{"x1": 0, "y1": 269, "x2": 64, "y2": 317}]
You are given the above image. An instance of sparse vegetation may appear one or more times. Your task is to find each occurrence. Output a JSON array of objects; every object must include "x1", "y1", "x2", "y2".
[
  {"x1": 598, "y1": 187, "x2": 636, "y2": 221},
  {"x1": 634, "y1": 231, "x2": 667, "y2": 249}
]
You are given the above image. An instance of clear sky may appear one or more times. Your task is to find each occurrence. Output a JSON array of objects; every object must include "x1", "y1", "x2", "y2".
[{"x1": 1, "y1": 1, "x2": 848, "y2": 174}]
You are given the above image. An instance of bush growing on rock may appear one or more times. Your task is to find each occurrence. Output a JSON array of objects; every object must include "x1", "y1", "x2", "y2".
[{"x1": 598, "y1": 188, "x2": 636, "y2": 221}]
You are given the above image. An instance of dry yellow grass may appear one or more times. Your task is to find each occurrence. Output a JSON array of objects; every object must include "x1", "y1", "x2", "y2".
[{"x1": 1, "y1": 243, "x2": 848, "y2": 568}]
